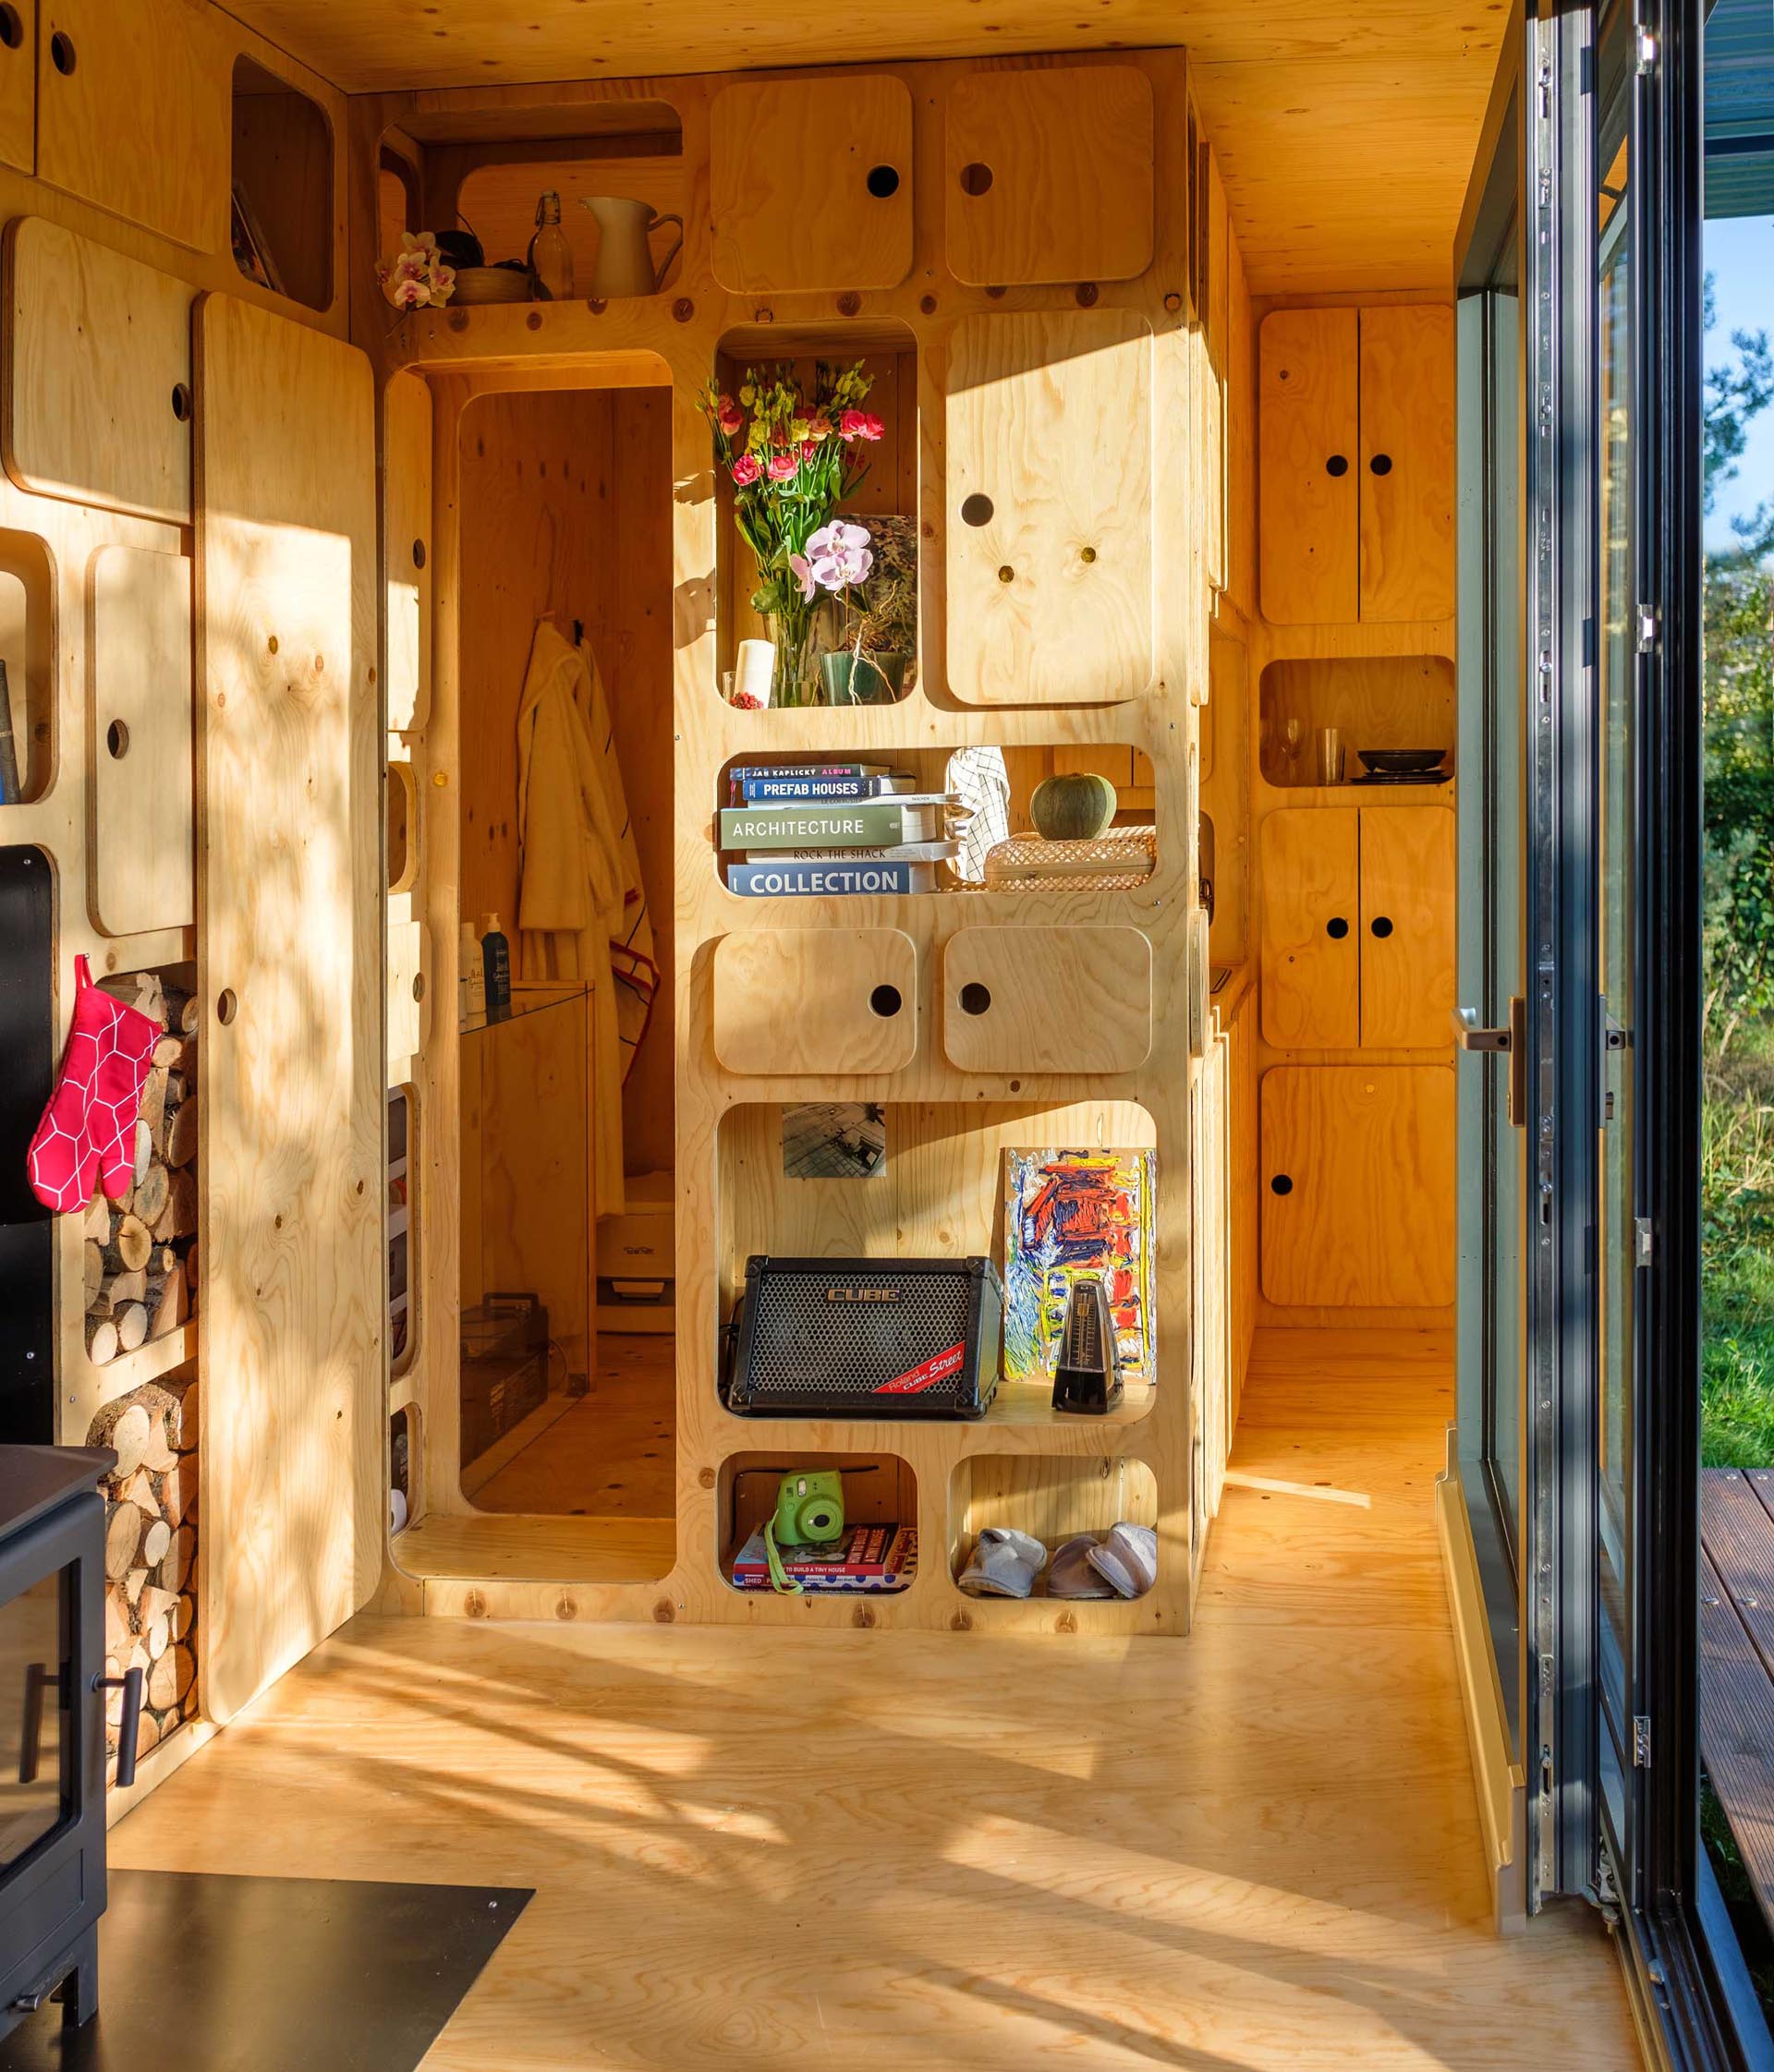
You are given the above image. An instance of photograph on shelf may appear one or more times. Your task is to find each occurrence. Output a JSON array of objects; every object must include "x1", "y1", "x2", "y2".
[
  {"x1": 1002, "y1": 1148, "x2": 1156, "y2": 1387},
  {"x1": 781, "y1": 1102, "x2": 887, "y2": 1180}
]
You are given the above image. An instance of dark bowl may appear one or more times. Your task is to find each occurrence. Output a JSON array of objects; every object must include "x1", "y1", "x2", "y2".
[{"x1": 1358, "y1": 747, "x2": 1448, "y2": 776}]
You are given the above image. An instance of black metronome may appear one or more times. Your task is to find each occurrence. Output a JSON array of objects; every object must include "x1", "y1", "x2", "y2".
[{"x1": 1051, "y1": 1276, "x2": 1124, "y2": 1415}]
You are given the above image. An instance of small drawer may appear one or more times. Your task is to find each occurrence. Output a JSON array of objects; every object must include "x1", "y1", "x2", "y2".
[
  {"x1": 942, "y1": 924, "x2": 1152, "y2": 1074},
  {"x1": 713, "y1": 927, "x2": 917, "y2": 1075},
  {"x1": 711, "y1": 75, "x2": 913, "y2": 294}
]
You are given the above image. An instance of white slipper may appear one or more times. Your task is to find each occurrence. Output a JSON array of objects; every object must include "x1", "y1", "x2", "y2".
[
  {"x1": 958, "y1": 1526, "x2": 1047, "y2": 1598},
  {"x1": 1086, "y1": 1522, "x2": 1158, "y2": 1599},
  {"x1": 1048, "y1": 1533, "x2": 1115, "y2": 1600}
]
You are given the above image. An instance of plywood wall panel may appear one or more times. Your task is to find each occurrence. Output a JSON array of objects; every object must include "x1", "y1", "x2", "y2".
[
  {"x1": 711, "y1": 75, "x2": 912, "y2": 294},
  {"x1": 943, "y1": 66, "x2": 1154, "y2": 289},
  {"x1": 1259, "y1": 1066, "x2": 1454, "y2": 1306},
  {"x1": 89, "y1": 544, "x2": 193, "y2": 936},
  {"x1": 37, "y1": 0, "x2": 228, "y2": 254},
  {"x1": 4, "y1": 218, "x2": 195, "y2": 525},
  {"x1": 194, "y1": 292, "x2": 380, "y2": 1727},
  {"x1": 944, "y1": 309, "x2": 1154, "y2": 705},
  {"x1": 1358, "y1": 302, "x2": 1455, "y2": 623},
  {"x1": 1258, "y1": 306, "x2": 1357, "y2": 624}
]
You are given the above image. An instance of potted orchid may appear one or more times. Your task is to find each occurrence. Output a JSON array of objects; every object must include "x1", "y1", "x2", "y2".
[
  {"x1": 699, "y1": 361, "x2": 884, "y2": 706},
  {"x1": 376, "y1": 231, "x2": 457, "y2": 311}
]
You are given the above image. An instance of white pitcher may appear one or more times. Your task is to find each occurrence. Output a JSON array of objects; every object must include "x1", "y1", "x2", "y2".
[{"x1": 578, "y1": 196, "x2": 684, "y2": 298}]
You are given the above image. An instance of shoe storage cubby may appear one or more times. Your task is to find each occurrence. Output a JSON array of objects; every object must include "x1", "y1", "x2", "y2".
[
  {"x1": 1258, "y1": 655, "x2": 1455, "y2": 790},
  {"x1": 948, "y1": 1454, "x2": 1159, "y2": 1604},
  {"x1": 717, "y1": 1452, "x2": 917, "y2": 1595}
]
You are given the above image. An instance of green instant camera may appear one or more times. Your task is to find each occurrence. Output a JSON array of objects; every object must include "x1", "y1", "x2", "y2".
[
  {"x1": 772, "y1": 1469, "x2": 845, "y2": 1547},
  {"x1": 765, "y1": 1469, "x2": 845, "y2": 1593}
]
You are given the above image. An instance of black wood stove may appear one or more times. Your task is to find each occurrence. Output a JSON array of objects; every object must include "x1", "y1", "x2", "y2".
[{"x1": 0, "y1": 1446, "x2": 132, "y2": 2042}]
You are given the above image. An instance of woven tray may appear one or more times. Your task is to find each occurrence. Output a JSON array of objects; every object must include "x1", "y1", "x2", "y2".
[{"x1": 983, "y1": 829, "x2": 1157, "y2": 892}]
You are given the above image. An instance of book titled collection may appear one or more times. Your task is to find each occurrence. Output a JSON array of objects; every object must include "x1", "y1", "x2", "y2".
[{"x1": 721, "y1": 762, "x2": 965, "y2": 896}]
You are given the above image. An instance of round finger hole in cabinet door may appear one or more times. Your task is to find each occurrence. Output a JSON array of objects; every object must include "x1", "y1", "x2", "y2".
[
  {"x1": 960, "y1": 492, "x2": 994, "y2": 527},
  {"x1": 171, "y1": 384, "x2": 192, "y2": 422},
  {"x1": 869, "y1": 983, "x2": 902, "y2": 1019},
  {"x1": 959, "y1": 162, "x2": 993, "y2": 197},
  {"x1": 1325, "y1": 454, "x2": 1349, "y2": 479},
  {"x1": 959, "y1": 981, "x2": 991, "y2": 1016},
  {"x1": 1325, "y1": 915, "x2": 1349, "y2": 939},
  {"x1": 49, "y1": 30, "x2": 75, "y2": 73},
  {"x1": 866, "y1": 164, "x2": 901, "y2": 199},
  {"x1": 216, "y1": 988, "x2": 238, "y2": 1025},
  {"x1": 1270, "y1": 1173, "x2": 1294, "y2": 1196},
  {"x1": 1369, "y1": 453, "x2": 1393, "y2": 477},
  {"x1": 105, "y1": 720, "x2": 129, "y2": 760},
  {"x1": 1370, "y1": 915, "x2": 1394, "y2": 939},
  {"x1": 0, "y1": 8, "x2": 24, "y2": 52}
]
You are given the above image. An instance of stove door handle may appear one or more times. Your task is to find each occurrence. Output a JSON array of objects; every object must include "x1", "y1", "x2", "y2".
[{"x1": 93, "y1": 1666, "x2": 145, "y2": 1788}]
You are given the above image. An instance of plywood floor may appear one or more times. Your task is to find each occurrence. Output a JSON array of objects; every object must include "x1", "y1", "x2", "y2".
[
  {"x1": 471, "y1": 1331, "x2": 675, "y2": 1516},
  {"x1": 112, "y1": 1328, "x2": 1639, "y2": 2070}
]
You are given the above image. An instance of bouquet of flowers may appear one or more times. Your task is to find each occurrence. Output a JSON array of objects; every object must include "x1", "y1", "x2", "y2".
[
  {"x1": 377, "y1": 231, "x2": 456, "y2": 311},
  {"x1": 700, "y1": 361, "x2": 884, "y2": 705}
]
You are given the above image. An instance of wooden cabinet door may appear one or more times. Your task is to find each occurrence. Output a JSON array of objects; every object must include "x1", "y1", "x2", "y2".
[
  {"x1": 944, "y1": 65, "x2": 1154, "y2": 288},
  {"x1": 942, "y1": 924, "x2": 1152, "y2": 1074},
  {"x1": 1359, "y1": 806, "x2": 1455, "y2": 1048},
  {"x1": 1259, "y1": 1065, "x2": 1455, "y2": 1305},
  {"x1": 0, "y1": 0, "x2": 32, "y2": 174},
  {"x1": 1258, "y1": 308, "x2": 1359, "y2": 624},
  {"x1": 713, "y1": 927, "x2": 917, "y2": 1075},
  {"x1": 1259, "y1": 807, "x2": 1359, "y2": 1049},
  {"x1": 38, "y1": 0, "x2": 228, "y2": 253},
  {"x1": 945, "y1": 309, "x2": 1153, "y2": 705},
  {"x1": 1359, "y1": 304, "x2": 1455, "y2": 622},
  {"x1": 195, "y1": 293, "x2": 380, "y2": 1727},
  {"x1": 711, "y1": 76, "x2": 913, "y2": 293},
  {"x1": 4, "y1": 219, "x2": 194, "y2": 525}
]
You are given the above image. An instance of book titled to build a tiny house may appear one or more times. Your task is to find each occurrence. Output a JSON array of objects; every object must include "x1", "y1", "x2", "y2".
[{"x1": 1002, "y1": 1149, "x2": 1158, "y2": 1387}]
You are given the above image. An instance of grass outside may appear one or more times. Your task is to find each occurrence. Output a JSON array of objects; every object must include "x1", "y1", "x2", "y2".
[{"x1": 1702, "y1": 1029, "x2": 1774, "y2": 1469}]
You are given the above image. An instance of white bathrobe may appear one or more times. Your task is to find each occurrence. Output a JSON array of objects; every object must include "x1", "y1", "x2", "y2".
[{"x1": 514, "y1": 620, "x2": 659, "y2": 1220}]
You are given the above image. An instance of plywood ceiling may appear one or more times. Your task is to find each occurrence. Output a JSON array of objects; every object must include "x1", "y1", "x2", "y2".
[{"x1": 221, "y1": 0, "x2": 1511, "y2": 291}]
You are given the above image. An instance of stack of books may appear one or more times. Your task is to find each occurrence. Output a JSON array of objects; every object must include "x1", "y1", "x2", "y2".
[
  {"x1": 722, "y1": 763, "x2": 966, "y2": 895},
  {"x1": 730, "y1": 1521, "x2": 917, "y2": 1593}
]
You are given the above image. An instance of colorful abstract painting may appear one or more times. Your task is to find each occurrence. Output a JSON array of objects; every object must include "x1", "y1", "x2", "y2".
[{"x1": 1002, "y1": 1148, "x2": 1156, "y2": 1387}]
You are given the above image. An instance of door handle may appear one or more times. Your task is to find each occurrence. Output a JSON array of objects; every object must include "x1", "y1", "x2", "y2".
[{"x1": 1452, "y1": 998, "x2": 1526, "y2": 1129}]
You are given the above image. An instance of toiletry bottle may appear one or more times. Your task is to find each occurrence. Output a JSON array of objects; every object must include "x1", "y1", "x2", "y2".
[
  {"x1": 459, "y1": 920, "x2": 485, "y2": 1022},
  {"x1": 480, "y1": 912, "x2": 512, "y2": 1019},
  {"x1": 528, "y1": 191, "x2": 574, "y2": 301}
]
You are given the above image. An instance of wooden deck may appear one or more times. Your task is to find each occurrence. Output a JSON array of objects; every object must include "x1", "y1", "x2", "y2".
[
  {"x1": 111, "y1": 1329, "x2": 1637, "y2": 2070},
  {"x1": 1700, "y1": 1469, "x2": 1774, "y2": 1930}
]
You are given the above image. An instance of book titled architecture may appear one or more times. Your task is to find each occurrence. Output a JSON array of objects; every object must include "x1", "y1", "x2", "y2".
[{"x1": 718, "y1": 795, "x2": 958, "y2": 851}]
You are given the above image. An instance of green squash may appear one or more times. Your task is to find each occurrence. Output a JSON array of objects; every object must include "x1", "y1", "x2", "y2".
[{"x1": 1030, "y1": 771, "x2": 1117, "y2": 842}]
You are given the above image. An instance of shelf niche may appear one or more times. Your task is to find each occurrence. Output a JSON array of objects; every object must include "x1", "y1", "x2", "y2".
[
  {"x1": 711, "y1": 320, "x2": 919, "y2": 708},
  {"x1": 717, "y1": 1098, "x2": 1160, "y2": 1428},
  {"x1": 712, "y1": 744, "x2": 1159, "y2": 899},
  {"x1": 231, "y1": 58, "x2": 334, "y2": 312},
  {"x1": 949, "y1": 1454, "x2": 1158, "y2": 1598},
  {"x1": 718, "y1": 1452, "x2": 917, "y2": 1595},
  {"x1": 1258, "y1": 654, "x2": 1455, "y2": 790},
  {"x1": 0, "y1": 531, "x2": 53, "y2": 806}
]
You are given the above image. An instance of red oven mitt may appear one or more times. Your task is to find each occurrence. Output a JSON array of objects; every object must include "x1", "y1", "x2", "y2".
[{"x1": 26, "y1": 956, "x2": 161, "y2": 1214}]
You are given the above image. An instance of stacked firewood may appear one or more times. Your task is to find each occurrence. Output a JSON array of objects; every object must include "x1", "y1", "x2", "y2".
[
  {"x1": 83, "y1": 971, "x2": 199, "y2": 1367},
  {"x1": 87, "y1": 1377, "x2": 199, "y2": 1775}
]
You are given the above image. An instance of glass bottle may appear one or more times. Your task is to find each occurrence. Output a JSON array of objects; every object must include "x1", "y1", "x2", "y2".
[{"x1": 529, "y1": 191, "x2": 574, "y2": 301}]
